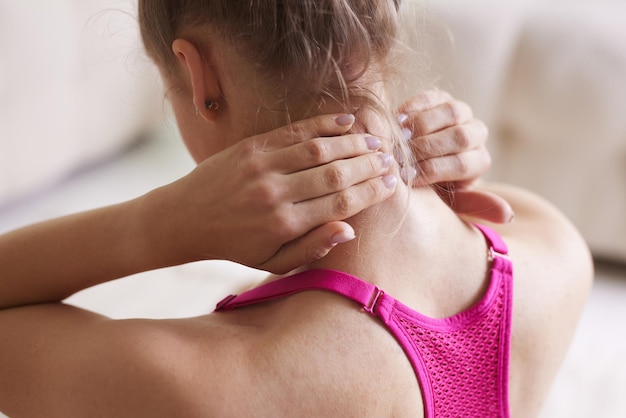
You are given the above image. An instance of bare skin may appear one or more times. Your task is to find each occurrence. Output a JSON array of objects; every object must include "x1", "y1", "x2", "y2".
[
  {"x1": 0, "y1": 33, "x2": 588, "y2": 418},
  {"x1": 0, "y1": 184, "x2": 591, "y2": 417},
  {"x1": 0, "y1": 93, "x2": 519, "y2": 416}
]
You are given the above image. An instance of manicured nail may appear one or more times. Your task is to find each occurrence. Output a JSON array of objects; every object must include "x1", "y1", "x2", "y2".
[
  {"x1": 394, "y1": 148, "x2": 404, "y2": 165},
  {"x1": 379, "y1": 153, "x2": 393, "y2": 168},
  {"x1": 382, "y1": 174, "x2": 397, "y2": 189},
  {"x1": 330, "y1": 230, "x2": 356, "y2": 245},
  {"x1": 335, "y1": 114, "x2": 355, "y2": 126},
  {"x1": 401, "y1": 166, "x2": 418, "y2": 183},
  {"x1": 366, "y1": 136, "x2": 382, "y2": 150},
  {"x1": 402, "y1": 127, "x2": 413, "y2": 141},
  {"x1": 397, "y1": 113, "x2": 409, "y2": 125},
  {"x1": 507, "y1": 212, "x2": 516, "y2": 224}
]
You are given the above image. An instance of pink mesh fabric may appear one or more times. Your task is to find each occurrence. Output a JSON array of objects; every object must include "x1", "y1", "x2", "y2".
[
  {"x1": 391, "y1": 275, "x2": 509, "y2": 417},
  {"x1": 215, "y1": 225, "x2": 513, "y2": 417}
]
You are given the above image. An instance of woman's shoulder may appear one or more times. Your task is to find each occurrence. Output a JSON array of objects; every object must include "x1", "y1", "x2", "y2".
[
  {"x1": 480, "y1": 183, "x2": 592, "y2": 324},
  {"x1": 0, "y1": 303, "x2": 256, "y2": 417},
  {"x1": 478, "y1": 182, "x2": 593, "y2": 280},
  {"x1": 96, "y1": 315, "x2": 261, "y2": 416},
  {"x1": 464, "y1": 182, "x2": 592, "y2": 321},
  {"x1": 476, "y1": 183, "x2": 593, "y2": 415}
]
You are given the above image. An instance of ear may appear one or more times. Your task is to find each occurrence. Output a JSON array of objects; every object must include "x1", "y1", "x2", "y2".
[{"x1": 172, "y1": 38, "x2": 222, "y2": 121}]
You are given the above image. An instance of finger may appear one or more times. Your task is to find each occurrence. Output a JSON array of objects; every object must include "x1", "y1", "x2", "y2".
[
  {"x1": 412, "y1": 120, "x2": 489, "y2": 161},
  {"x1": 404, "y1": 99, "x2": 474, "y2": 138},
  {"x1": 286, "y1": 152, "x2": 395, "y2": 202},
  {"x1": 259, "y1": 222, "x2": 355, "y2": 274},
  {"x1": 398, "y1": 89, "x2": 453, "y2": 113},
  {"x1": 251, "y1": 113, "x2": 356, "y2": 151},
  {"x1": 414, "y1": 149, "x2": 491, "y2": 186},
  {"x1": 439, "y1": 189, "x2": 515, "y2": 224},
  {"x1": 267, "y1": 133, "x2": 383, "y2": 174},
  {"x1": 291, "y1": 174, "x2": 398, "y2": 230}
]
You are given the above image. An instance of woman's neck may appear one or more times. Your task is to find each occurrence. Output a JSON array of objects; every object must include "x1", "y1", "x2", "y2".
[
  {"x1": 243, "y1": 81, "x2": 491, "y2": 316},
  {"x1": 262, "y1": 100, "x2": 490, "y2": 316},
  {"x1": 306, "y1": 184, "x2": 453, "y2": 278},
  {"x1": 302, "y1": 98, "x2": 458, "y2": 279},
  {"x1": 301, "y1": 180, "x2": 491, "y2": 320}
]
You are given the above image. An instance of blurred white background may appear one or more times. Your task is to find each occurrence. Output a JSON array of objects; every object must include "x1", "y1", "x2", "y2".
[{"x1": 1, "y1": 0, "x2": 625, "y2": 417}]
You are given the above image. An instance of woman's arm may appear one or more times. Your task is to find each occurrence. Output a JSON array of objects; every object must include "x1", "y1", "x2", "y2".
[
  {"x1": 0, "y1": 114, "x2": 396, "y2": 309},
  {"x1": 0, "y1": 91, "x2": 508, "y2": 310},
  {"x1": 0, "y1": 95, "x2": 514, "y2": 416},
  {"x1": 0, "y1": 302, "x2": 235, "y2": 417}
]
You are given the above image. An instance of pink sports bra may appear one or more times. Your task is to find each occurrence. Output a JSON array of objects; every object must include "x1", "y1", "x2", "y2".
[{"x1": 215, "y1": 224, "x2": 513, "y2": 417}]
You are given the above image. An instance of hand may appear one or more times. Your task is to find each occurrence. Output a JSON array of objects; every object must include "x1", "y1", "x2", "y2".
[
  {"x1": 162, "y1": 113, "x2": 397, "y2": 274},
  {"x1": 398, "y1": 90, "x2": 514, "y2": 224}
]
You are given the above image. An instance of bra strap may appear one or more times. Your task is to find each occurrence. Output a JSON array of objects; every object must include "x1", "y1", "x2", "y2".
[
  {"x1": 215, "y1": 224, "x2": 506, "y2": 312},
  {"x1": 215, "y1": 269, "x2": 380, "y2": 312},
  {"x1": 474, "y1": 224, "x2": 509, "y2": 256}
]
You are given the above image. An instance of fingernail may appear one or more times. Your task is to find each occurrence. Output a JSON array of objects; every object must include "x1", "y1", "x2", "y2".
[
  {"x1": 335, "y1": 114, "x2": 355, "y2": 126},
  {"x1": 366, "y1": 136, "x2": 382, "y2": 150},
  {"x1": 397, "y1": 113, "x2": 409, "y2": 125},
  {"x1": 507, "y1": 212, "x2": 516, "y2": 224},
  {"x1": 382, "y1": 174, "x2": 398, "y2": 189},
  {"x1": 402, "y1": 127, "x2": 413, "y2": 141},
  {"x1": 330, "y1": 230, "x2": 356, "y2": 245},
  {"x1": 393, "y1": 148, "x2": 404, "y2": 165},
  {"x1": 379, "y1": 153, "x2": 393, "y2": 168},
  {"x1": 401, "y1": 166, "x2": 418, "y2": 183}
]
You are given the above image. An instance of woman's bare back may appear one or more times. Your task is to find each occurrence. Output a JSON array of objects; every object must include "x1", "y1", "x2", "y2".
[
  {"x1": 142, "y1": 184, "x2": 589, "y2": 417},
  {"x1": 0, "y1": 185, "x2": 590, "y2": 417}
]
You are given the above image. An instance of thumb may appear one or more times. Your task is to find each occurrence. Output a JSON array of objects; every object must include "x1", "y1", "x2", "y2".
[
  {"x1": 259, "y1": 222, "x2": 355, "y2": 274},
  {"x1": 444, "y1": 189, "x2": 515, "y2": 224}
]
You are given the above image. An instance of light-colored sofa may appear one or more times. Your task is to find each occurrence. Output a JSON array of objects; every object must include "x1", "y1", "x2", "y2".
[
  {"x1": 0, "y1": 2, "x2": 625, "y2": 418},
  {"x1": 0, "y1": 0, "x2": 160, "y2": 206},
  {"x1": 3, "y1": 1, "x2": 624, "y2": 262},
  {"x1": 420, "y1": 0, "x2": 626, "y2": 261}
]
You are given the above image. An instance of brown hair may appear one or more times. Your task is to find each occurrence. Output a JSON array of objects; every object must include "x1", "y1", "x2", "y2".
[
  {"x1": 139, "y1": 0, "x2": 416, "y2": 176},
  {"x1": 139, "y1": 1, "x2": 400, "y2": 94}
]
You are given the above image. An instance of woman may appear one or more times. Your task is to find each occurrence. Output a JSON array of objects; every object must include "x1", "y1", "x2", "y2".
[{"x1": 0, "y1": 0, "x2": 590, "y2": 416}]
